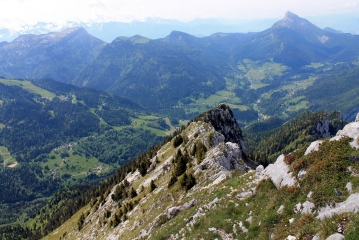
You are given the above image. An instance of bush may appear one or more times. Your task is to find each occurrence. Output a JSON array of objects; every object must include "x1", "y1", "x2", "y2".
[
  {"x1": 180, "y1": 173, "x2": 196, "y2": 191},
  {"x1": 173, "y1": 135, "x2": 183, "y2": 148},
  {"x1": 168, "y1": 175, "x2": 177, "y2": 188}
]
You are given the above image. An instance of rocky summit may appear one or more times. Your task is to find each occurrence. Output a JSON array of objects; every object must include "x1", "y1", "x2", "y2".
[{"x1": 44, "y1": 105, "x2": 359, "y2": 240}]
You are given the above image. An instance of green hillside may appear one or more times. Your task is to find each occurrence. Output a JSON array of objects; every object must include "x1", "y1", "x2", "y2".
[{"x1": 0, "y1": 78, "x2": 167, "y2": 229}]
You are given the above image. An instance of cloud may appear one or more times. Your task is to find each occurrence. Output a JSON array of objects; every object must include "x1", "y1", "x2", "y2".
[{"x1": 0, "y1": 0, "x2": 358, "y2": 29}]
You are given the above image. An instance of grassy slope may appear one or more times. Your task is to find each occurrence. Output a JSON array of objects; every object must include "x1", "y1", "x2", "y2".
[{"x1": 0, "y1": 78, "x2": 56, "y2": 99}]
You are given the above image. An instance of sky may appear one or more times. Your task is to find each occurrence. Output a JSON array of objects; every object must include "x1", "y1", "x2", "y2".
[{"x1": 1, "y1": 0, "x2": 359, "y2": 29}]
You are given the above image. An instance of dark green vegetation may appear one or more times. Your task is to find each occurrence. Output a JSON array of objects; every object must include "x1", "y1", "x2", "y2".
[
  {"x1": 244, "y1": 110, "x2": 347, "y2": 165},
  {"x1": 300, "y1": 65, "x2": 359, "y2": 120},
  {"x1": 0, "y1": 78, "x2": 165, "y2": 232}
]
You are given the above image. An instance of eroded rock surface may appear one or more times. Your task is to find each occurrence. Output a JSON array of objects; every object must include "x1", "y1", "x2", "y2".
[
  {"x1": 260, "y1": 155, "x2": 296, "y2": 189},
  {"x1": 317, "y1": 193, "x2": 359, "y2": 220}
]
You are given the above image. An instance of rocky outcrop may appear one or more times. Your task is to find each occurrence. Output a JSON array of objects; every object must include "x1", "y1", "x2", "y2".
[
  {"x1": 258, "y1": 155, "x2": 296, "y2": 189},
  {"x1": 294, "y1": 201, "x2": 315, "y2": 215},
  {"x1": 312, "y1": 118, "x2": 330, "y2": 138},
  {"x1": 304, "y1": 140, "x2": 323, "y2": 155},
  {"x1": 167, "y1": 199, "x2": 197, "y2": 219},
  {"x1": 193, "y1": 104, "x2": 256, "y2": 168},
  {"x1": 331, "y1": 121, "x2": 359, "y2": 149},
  {"x1": 196, "y1": 142, "x2": 249, "y2": 172},
  {"x1": 317, "y1": 193, "x2": 359, "y2": 220}
]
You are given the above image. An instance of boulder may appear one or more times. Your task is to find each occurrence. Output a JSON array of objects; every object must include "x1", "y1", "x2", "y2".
[
  {"x1": 331, "y1": 121, "x2": 359, "y2": 149},
  {"x1": 167, "y1": 206, "x2": 181, "y2": 219},
  {"x1": 326, "y1": 233, "x2": 344, "y2": 240},
  {"x1": 301, "y1": 201, "x2": 315, "y2": 214},
  {"x1": 286, "y1": 235, "x2": 297, "y2": 240},
  {"x1": 261, "y1": 155, "x2": 296, "y2": 189},
  {"x1": 304, "y1": 140, "x2": 323, "y2": 155},
  {"x1": 317, "y1": 193, "x2": 359, "y2": 220}
]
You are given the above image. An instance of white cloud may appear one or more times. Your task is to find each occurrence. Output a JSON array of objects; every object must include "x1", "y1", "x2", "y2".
[{"x1": 0, "y1": 0, "x2": 359, "y2": 29}]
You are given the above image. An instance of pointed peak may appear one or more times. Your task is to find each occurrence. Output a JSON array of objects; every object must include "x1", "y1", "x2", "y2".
[
  {"x1": 284, "y1": 11, "x2": 299, "y2": 20},
  {"x1": 272, "y1": 11, "x2": 320, "y2": 33}
]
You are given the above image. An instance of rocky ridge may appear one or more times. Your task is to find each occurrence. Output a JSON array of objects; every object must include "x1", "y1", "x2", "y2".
[{"x1": 44, "y1": 107, "x2": 359, "y2": 240}]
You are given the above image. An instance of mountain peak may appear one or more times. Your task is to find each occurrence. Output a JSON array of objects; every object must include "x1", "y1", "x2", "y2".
[
  {"x1": 284, "y1": 11, "x2": 299, "y2": 20},
  {"x1": 271, "y1": 11, "x2": 321, "y2": 34}
]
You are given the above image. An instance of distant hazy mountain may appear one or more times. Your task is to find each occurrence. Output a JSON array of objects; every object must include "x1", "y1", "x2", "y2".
[
  {"x1": 234, "y1": 11, "x2": 359, "y2": 68},
  {"x1": 0, "y1": 18, "x2": 277, "y2": 43},
  {"x1": 0, "y1": 27, "x2": 106, "y2": 83},
  {"x1": 2, "y1": 12, "x2": 359, "y2": 43},
  {"x1": 323, "y1": 27, "x2": 344, "y2": 34}
]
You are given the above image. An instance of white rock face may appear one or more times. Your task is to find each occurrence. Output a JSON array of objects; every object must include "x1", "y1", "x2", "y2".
[
  {"x1": 260, "y1": 155, "x2": 296, "y2": 189},
  {"x1": 314, "y1": 119, "x2": 330, "y2": 138},
  {"x1": 304, "y1": 140, "x2": 323, "y2": 155},
  {"x1": 326, "y1": 233, "x2": 344, "y2": 240},
  {"x1": 331, "y1": 121, "x2": 359, "y2": 149},
  {"x1": 195, "y1": 141, "x2": 249, "y2": 188},
  {"x1": 198, "y1": 142, "x2": 247, "y2": 171},
  {"x1": 356, "y1": 112, "x2": 359, "y2": 122},
  {"x1": 124, "y1": 170, "x2": 141, "y2": 185},
  {"x1": 317, "y1": 193, "x2": 359, "y2": 220}
]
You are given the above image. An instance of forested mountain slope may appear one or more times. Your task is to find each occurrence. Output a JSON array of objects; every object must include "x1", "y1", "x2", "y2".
[{"x1": 0, "y1": 78, "x2": 165, "y2": 230}]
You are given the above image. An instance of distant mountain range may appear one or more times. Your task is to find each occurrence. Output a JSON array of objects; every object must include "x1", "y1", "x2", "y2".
[
  {"x1": 1, "y1": 12, "x2": 359, "y2": 120},
  {"x1": 0, "y1": 27, "x2": 105, "y2": 83},
  {"x1": 1, "y1": 12, "x2": 358, "y2": 43}
]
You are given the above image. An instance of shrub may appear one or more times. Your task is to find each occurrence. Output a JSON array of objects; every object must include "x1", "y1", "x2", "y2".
[
  {"x1": 150, "y1": 180, "x2": 157, "y2": 192},
  {"x1": 173, "y1": 135, "x2": 184, "y2": 148},
  {"x1": 180, "y1": 173, "x2": 196, "y2": 191},
  {"x1": 168, "y1": 175, "x2": 177, "y2": 188}
]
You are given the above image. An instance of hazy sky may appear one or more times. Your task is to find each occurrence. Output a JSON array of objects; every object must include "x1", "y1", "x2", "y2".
[{"x1": 1, "y1": 0, "x2": 359, "y2": 29}]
